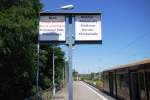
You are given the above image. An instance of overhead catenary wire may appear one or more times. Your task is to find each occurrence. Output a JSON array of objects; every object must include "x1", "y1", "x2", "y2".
[
  {"x1": 101, "y1": 32, "x2": 150, "y2": 67},
  {"x1": 106, "y1": 32, "x2": 150, "y2": 58}
]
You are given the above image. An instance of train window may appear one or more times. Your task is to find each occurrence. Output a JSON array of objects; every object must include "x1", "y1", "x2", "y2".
[
  {"x1": 138, "y1": 72, "x2": 146, "y2": 100},
  {"x1": 116, "y1": 71, "x2": 130, "y2": 100}
]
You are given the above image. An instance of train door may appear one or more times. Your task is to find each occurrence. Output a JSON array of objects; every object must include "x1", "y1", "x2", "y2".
[
  {"x1": 145, "y1": 70, "x2": 150, "y2": 100},
  {"x1": 130, "y1": 72, "x2": 140, "y2": 100},
  {"x1": 109, "y1": 72, "x2": 114, "y2": 96},
  {"x1": 138, "y1": 71, "x2": 147, "y2": 100},
  {"x1": 113, "y1": 72, "x2": 117, "y2": 97}
]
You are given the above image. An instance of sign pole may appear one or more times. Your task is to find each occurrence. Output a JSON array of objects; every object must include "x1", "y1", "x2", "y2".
[
  {"x1": 36, "y1": 36, "x2": 40, "y2": 100},
  {"x1": 67, "y1": 15, "x2": 74, "y2": 100},
  {"x1": 52, "y1": 45, "x2": 56, "y2": 97},
  {"x1": 39, "y1": 12, "x2": 101, "y2": 100}
]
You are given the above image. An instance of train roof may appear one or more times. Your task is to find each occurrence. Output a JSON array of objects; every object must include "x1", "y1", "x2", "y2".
[{"x1": 103, "y1": 58, "x2": 150, "y2": 72}]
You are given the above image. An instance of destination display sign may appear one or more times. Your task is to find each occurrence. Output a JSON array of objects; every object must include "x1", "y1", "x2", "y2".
[
  {"x1": 75, "y1": 15, "x2": 101, "y2": 43},
  {"x1": 39, "y1": 15, "x2": 66, "y2": 43}
]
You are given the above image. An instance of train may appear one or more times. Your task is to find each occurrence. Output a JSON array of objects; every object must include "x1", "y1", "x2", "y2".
[{"x1": 102, "y1": 59, "x2": 150, "y2": 100}]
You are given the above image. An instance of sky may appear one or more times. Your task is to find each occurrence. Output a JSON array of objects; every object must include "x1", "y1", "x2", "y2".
[{"x1": 41, "y1": 0, "x2": 150, "y2": 74}]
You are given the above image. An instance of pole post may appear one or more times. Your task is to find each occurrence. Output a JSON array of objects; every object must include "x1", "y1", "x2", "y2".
[
  {"x1": 67, "y1": 15, "x2": 74, "y2": 100},
  {"x1": 52, "y1": 46, "x2": 56, "y2": 97},
  {"x1": 63, "y1": 63, "x2": 64, "y2": 83},
  {"x1": 36, "y1": 36, "x2": 40, "y2": 100}
]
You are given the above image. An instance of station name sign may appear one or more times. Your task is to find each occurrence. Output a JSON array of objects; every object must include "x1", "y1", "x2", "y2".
[
  {"x1": 39, "y1": 15, "x2": 65, "y2": 43},
  {"x1": 75, "y1": 15, "x2": 101, "y2": 43},
  {"x1": 39, "y1": 12, "x2": 101, "y2": 44}
]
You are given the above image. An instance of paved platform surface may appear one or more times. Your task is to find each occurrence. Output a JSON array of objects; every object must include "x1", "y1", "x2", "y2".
[{"x1": 53, "y1": 81, "x2": 115, "y2": 100}]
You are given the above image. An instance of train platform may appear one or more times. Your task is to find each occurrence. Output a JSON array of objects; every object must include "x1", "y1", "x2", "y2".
[{"x1": 53, "y1": 81, "x2": 115, "y2": 100}]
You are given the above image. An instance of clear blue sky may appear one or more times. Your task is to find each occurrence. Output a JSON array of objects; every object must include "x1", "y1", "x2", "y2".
[{"x1": 41, "y1": 0, "x2": 150, "y2": 74}]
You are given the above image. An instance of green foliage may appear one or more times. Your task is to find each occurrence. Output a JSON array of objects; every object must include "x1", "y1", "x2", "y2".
[
  {"x1": 0, "y1": 0, "x2": 41, "y2": 99},
  {"x1": 73, "y1": 69, "x2": 78, "y2": 80},
  {"x1": 73, "y1": 69, "x2": 78, "y2": 77},
  {"x1": 0, "y1": 1, "x2": 66, "y2": 99},
  {"x1": 39, "y1": 45, "x2": 66, "y2": 90}
]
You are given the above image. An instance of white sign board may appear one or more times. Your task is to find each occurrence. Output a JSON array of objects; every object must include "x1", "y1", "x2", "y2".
[
  {"x1": 75, "y1": 15, "x2": 101, "y2": 42},
  {"x1": 39, "y1": 15, "x2": 66, "y2": 42}
]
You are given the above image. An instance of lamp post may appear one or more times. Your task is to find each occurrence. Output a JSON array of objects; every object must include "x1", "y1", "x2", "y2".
[
  {"x1": 36, "y1": 4, "x2": 74, "y2": 100},
  {"x1": 47, "y1": 5, "x2": 74, "y2": 98},
  {"x1": 51, "y1": 5, "x2": 74, "y2": 98}
]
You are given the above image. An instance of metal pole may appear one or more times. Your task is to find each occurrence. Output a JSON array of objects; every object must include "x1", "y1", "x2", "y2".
[
  {"x1": 62, "y1": 63, "x2": 65, "y2": 86},
  {"x1": 36, "y1": 37, "x2": 40, "y2": 100},
  {"x1": 52, "y1": 46, "x2": 56, "y2": 97},
  {"x1": 67, "y1": 15, "x2": 74, "y2": 100}
]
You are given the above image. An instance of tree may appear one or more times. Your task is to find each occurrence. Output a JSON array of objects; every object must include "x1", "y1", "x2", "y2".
[
  {"x1": 0, "y1": 0, "x2": 41, "y2": 99},
  {"x1": 0, "y1": 1, "x2": 66, "y2": 99},
  {"x1": 73, "y1": 69, "x2": 79, "y2": 81}
]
